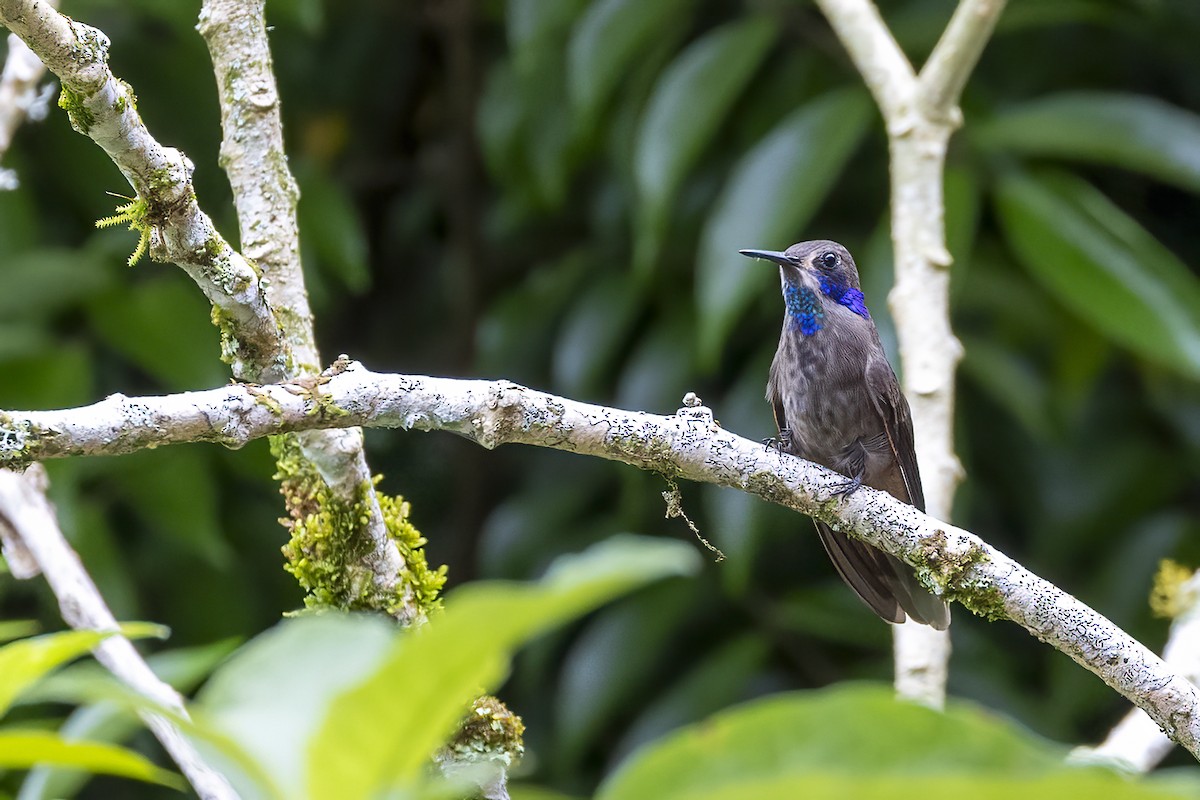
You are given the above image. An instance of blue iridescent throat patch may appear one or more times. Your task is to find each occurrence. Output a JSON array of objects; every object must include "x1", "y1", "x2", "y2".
[
  {"x1": 784, "y1": 284, "x2": 824, "y2": 335},
  {"x1": 819, "y1": 276, "x2": 871, "y2": 319},
  {"x1": 786, "y1": 279, "x2": 871, "y2": 336}
]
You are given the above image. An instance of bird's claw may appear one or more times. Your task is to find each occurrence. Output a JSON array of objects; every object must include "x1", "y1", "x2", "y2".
[
  {"x1": 831, "y1": 474, "x2": 863, "y2": 498},
  {"x1": 762, "y1": 427, "x2": 793, "y2": 454}
]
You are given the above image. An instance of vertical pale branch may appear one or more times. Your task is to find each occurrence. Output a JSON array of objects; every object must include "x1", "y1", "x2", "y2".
[
  {"x1": 197, "y1": 0, "x2": 422, "y2": 624},
  {"x1": 814, "y1": 0, "x2": 1006, "y2": 706},
  {"x1": 0, "y1": 467, "x2": 238, "y2": 800},
  {"x1": 195, "y1": 0, "x2": 308, "y2": 360}
]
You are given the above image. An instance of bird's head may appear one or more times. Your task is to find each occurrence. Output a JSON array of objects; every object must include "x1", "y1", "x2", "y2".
[
  {"x1": 739, "y1": 240, "x2": 870, "y2": 333},
  {"x1": 739, "y1": 240, "x2": 861, "y2": 294}
]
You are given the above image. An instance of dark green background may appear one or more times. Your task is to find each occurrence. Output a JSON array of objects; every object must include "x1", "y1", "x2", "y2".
[{"x1": 2, "y1": 0, "x2": 1200, "y2": 795}]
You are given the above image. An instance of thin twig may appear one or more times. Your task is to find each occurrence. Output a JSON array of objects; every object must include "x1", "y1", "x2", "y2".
[{"x1": 0, "y1": 466, "x2": 238, "y2": 800}]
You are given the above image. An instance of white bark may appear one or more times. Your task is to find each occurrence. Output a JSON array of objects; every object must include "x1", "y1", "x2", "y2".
[
  {"x1": 815, "y1": 0, "x2": 1006, "y2": 706},
  {"x1": 0, "y1": 466, "x2": 238, "y2": 800},
  {"x1": 1, "y1": 363, "x2": 1198, "y2": 759},
  {"x1": 195, "y1": 0, "x2": 308, "y2": 362},
  {"x1": 1073, "y1": 571, "x2": 1200, "y2": 771}
]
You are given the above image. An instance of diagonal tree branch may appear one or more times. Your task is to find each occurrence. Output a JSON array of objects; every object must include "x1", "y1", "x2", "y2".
[
  {"x1": 814, "y1": 0, "x2": 915, "y2": 131},
  {"x1": 0, "y1": 466, "x2": 238, "y2": 800},
  {"x1": 196, "y1": 0, "x2": 308, "y2": 352},
  {"x1": 1, "y1": 363, "x2": 1198, "y2": 760},
  {"x1": 0, "y1": 0, "x2": 286, "y2": 382},
  {"x1": 1073, "y1": 570, "x2": 1200, "y2": 772},
  {"x1": 918, "y1": 0, "x2": 1006, "y2": 119},
  {"x1": 0, "y1": 0, "x2": 426, "y2": 623}
]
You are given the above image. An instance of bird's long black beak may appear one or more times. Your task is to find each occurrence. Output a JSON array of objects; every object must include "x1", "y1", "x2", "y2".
[{"x1": 738, "y1": 249, "x2": 792, "y2": 267}]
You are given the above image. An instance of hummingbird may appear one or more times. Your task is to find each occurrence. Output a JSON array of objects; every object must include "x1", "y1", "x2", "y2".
[{"x1": 740, "y1": 240, "x2": 949, "y2": 629}]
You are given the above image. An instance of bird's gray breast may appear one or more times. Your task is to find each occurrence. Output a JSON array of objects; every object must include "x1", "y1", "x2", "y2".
[{"x1": 769, "y1": 316, "x2": 890, "y2": 476}]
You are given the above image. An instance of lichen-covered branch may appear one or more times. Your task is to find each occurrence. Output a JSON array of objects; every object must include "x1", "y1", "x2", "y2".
[
  {"x1": 0, "y1": 466, "x2": 237, "y2": 800},
  {"x1": 0, "y1": 0, "x2": 426, "y2": 623},
  {"x1": 195, "y1": 0, "x2": 421, "y2": 623},
  {"x1": 1, "y1": 364, "x2": 1198, "y2": 757},
  {"x1": 0, "y1": 0, "x2": 287, "y2": 382},
  {"x1": 814, "y1": 0, "x2": 1008, "y2": 706},
  {"x1": 196, "y1": 0, "x2": 309, "y2": 364},
  {"x1": 1073, "y1": 567, "x2": 1200, "y2": 772}
]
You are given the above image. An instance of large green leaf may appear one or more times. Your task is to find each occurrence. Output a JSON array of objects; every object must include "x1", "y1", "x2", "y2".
[
  {"x1": 108, "y1": 449, "x2": 232, "y2": 568},
  {"x1": 306, "y1": 536, "x2": 699, "y2": 799},
  {"x1": 194, "y1": 614, "x2": 395, "y2": 800},
  {"x1": 633, "y1": 16, "x2": 778, "y2": 272},
  {"x1": 960, "y1": 335, "x2": 1052, "y2": 438},
  {"x1": 945, "y1": 163, "x2": 981, "y2": 300},
  {"x1": 0, "y1": 324, "x2": 51, "y2": 363},
  {"x1": 478, "y1": 61, "x2": 528, "y2": 192},
  {"x1": 0, "y1": 625, "x2": 164, "y2": 717},
  {"x1": 194, "y1": 537, "x2": 698, "y2": 800},
  {"x1": 0, "y1": 620, "x2": 39, "y2": 643},
  {"x1": 486, "y1": 0, "x2": 592, "y2": 209},
  {"x1": 977, "y1": 93, "x2": 1200, "y2": 193},
  {"x1": 509, "y1": 785, "x2": 582, "y2": 800},
  {"x1": 660, "y1": 773, "x2": 1195, "y2": 800},
  {"x1": 0, "y1": 730, "x2": 182, "y2": 789},
  {"x1": 696, "y1": 89, "x2": 872, "y2": 366},
  {"x1": 598, "y1": 685, "x2": 1196, "y2": 799},
  {"x1": 0, "y1": 346, "x2": 94, "y2": 409},
  {"x1": 614, "y1": 634, "x2": 769, "y2": 762},
  {"x1": 995, "y1": 171, "x2": 1200, "y2": 379},
  {"x1": 0, "y1": 178, "x2": 40, "y2": 257},
  {"x1": 551, "y1": 273, "x2": 644, "y2": 396},
  {"x1": 567, "y1": 0, "x2": 695, "y2": 126},
  {"x1": 507, "y1": 0, "x2": 587, "y2": 73}
]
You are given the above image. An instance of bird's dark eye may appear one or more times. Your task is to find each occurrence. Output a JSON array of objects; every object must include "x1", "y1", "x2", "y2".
[{"x1": 820, "y1": 252, "x2": 838, "y2": 270}]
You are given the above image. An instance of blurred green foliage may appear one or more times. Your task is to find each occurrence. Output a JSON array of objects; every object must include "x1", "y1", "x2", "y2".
[
  {"x1": 2, "y1": 0, "x2": 1200, "y2": 796},
  {"x1": 0, "y1": 626, "x2": 184, "y2": 791},
  {"x1": 597, "y1": 685, "x2": 1197, "y2": 799}
]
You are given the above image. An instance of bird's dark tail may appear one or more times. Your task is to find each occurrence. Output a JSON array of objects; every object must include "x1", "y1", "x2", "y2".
[{"x1": 814, "y1": 521, "x2": 950, "y2": 630}]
